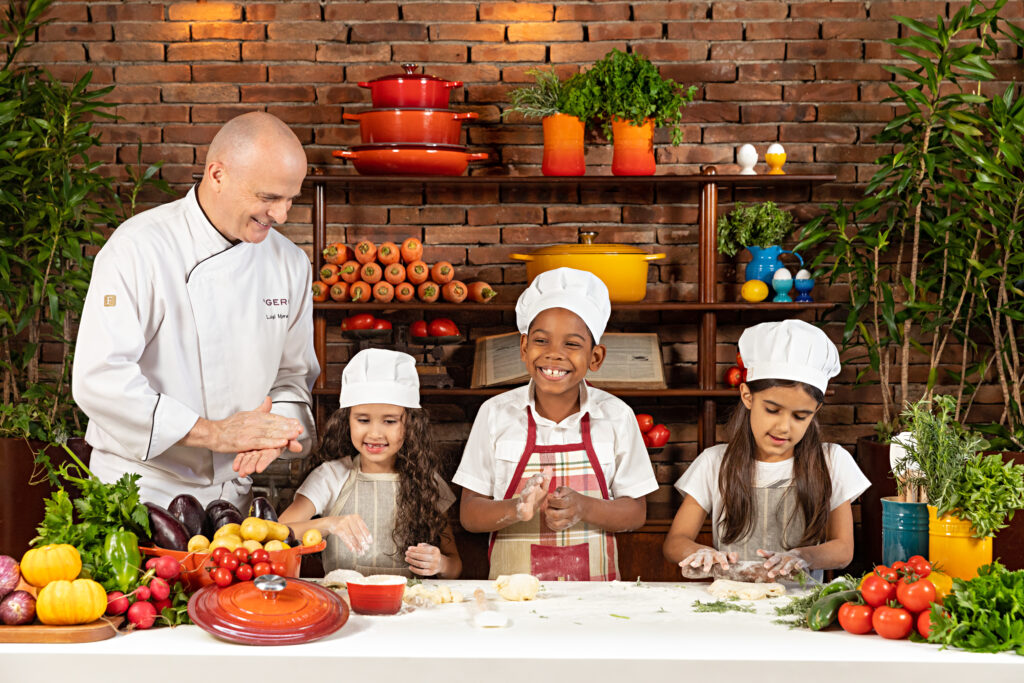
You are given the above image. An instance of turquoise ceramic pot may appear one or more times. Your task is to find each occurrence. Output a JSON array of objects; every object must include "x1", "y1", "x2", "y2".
[{"x1": 881, "y1": 496, "x2": 929, "y2": 566}]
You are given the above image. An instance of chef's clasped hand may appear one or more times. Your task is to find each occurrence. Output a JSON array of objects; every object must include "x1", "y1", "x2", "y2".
[{"x1": 757, "y1": 548, "x2": 809, "y2": 578}]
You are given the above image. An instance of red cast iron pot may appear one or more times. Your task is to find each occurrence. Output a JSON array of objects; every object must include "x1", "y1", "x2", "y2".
[
  {"x1": 343, "y1": 108, "x2": 479, "y2": 145},
  {"x1": 359, "y1": 63, "x2": 462, "y2": 109},
  {"x1": 333, "y1": 144, "x2": 487, "y2": 176}
]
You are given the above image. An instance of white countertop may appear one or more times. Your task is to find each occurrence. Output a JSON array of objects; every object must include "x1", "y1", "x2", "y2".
[{"x1": 1, "y1": 580, "x2": 1021, "y2": 682}]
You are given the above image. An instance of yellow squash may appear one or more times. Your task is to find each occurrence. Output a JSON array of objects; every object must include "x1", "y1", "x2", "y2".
[
  {"x1": 36, "y1": 578, "x2": 107, "y2": 625},
  {"x1": 20, "y1": 544, "x2": 82, "y2": 587}
]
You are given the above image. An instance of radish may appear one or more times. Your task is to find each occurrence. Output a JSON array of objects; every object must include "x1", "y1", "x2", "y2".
[
  {"x1": 152, "y1": 598, "x2": 171, "y2": 613},
  {"x1": 135, "y1": 585, "x2": 151, "y2": 602},
  {"x1": 127, "y1": 600, "x2": 157, "y2": 629},
  {"x1": 148, "y1": 577, "x2": 170, "y2": 601},
  {"x1": 106, "y1": 591, "x2": 129, "y2": 616},
  {"x1": 153, "y1": 555, "x2": 180, "y2": 580}
]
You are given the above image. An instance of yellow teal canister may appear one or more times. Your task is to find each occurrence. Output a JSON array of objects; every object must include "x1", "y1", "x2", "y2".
[
  {"x1": 927, "y1": 505, "x2": 993, "y2": 580},
  {"x1": 881, "y1": 496, "x2": 929, "y2": 566}
]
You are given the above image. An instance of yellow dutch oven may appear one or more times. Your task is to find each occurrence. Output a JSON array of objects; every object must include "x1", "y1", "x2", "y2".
[{"x1": 511, "y1": 231, "x2": 665, "y2": 303}]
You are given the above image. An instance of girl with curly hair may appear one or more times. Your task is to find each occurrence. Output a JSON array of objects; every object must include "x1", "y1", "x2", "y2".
[{"x1": 280, "y1": 349, "x2": 461, "y2": 578}]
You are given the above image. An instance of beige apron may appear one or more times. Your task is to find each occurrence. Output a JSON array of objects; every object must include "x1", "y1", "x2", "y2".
[
  {"x1": 322, "y1": 457, "x2": 409, "y2": 577},
  {"x1": 718, "y1": 477, "x2": 804, "y2": 561}
]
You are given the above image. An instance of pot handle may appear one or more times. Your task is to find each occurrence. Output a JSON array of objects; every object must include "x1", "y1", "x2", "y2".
[
  {"x1": 452, "y1": 112, "x2": 479, "y2": 121},
  {"x1": 644, "y1": 253, "x2": 666, "y2": 261},
  {"x1": 357, "y1": 82, "x2": 371, "y2": 88},
  {"x1": 509, "y1": 253, "x2": 533, "y2": 262},
  {"x1": 445, "y1": 81, "x2": 464, "y2": 89},
  {"x1": 342, "y1": 112, "x2": 363, "y2": 122},
  {"x1": 466, "y1": 153, "x2": 489, "y2": 161},
  {"x1": 332, "y1": 150, "x2": 358, "y2": 159}
]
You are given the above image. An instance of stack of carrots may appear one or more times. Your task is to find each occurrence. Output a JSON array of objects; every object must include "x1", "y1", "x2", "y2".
[{"x1": 311, "y1": 237, "x2": 497, "y2": 304}]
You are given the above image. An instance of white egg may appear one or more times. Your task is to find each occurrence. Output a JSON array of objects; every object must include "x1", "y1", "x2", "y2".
[
  {"x1": 796, "y1": 269, "x2": 812, "y2": 280},
  {"x1": 773, "y1": 267, "x2": 792, "y2": 280},
  {"x1": 767, "y1": 143, "x2": 785, "y2": 155}
]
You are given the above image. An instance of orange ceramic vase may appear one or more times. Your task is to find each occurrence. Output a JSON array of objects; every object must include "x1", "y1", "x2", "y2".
[
  {"x1": 541, "y1": 113, "x2": 585, "y2": 176},
  {"x1": 611, "y1": 118, "x2": 655, "y2": 176}
]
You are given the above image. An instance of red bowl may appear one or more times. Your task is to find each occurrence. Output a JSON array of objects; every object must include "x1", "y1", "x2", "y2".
[
  {"x1": 346, "y1": 576, "x2": 407, "y2": 615},
  {"x1": 141, "y1": 541, "x2": 326, "y2": 593},
  {"x1": 343, "y1": 108, "x2": 478, "y2": 145}
]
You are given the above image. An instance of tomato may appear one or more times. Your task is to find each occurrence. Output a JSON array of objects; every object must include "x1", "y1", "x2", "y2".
[
  {"x1": 250, "y1": 549, "x2": 270, "y2": 565},
  {"x1": 401, "y1": 237, "x2": 423, "y2": 264},
  {"x1": 896, "y1": 576, "x2": 937, "y2": 613},
  {"x1": 211, "y1": 547, "x2": 231, "y2": 564},
  {"x1": 872, "y1": 604, "x2": 914, "y2": 639},
  {"x1": 218, "y1": 554, "x2": 239, "y2": 572},
  {"x1": 837, "y1": 602, "x2": 873, "y2": 635},
  {"x1": 736, "y1": 351, "x2": 744, "y2": 369},
  {"x1": 642, "y1": 431, "x2": 655, "y2": 448},
  {"x1": 232, "y1": 548, "x2": 249, "y2": 565},
  {"x1": 860, "y1": 574, "x2": 895, "y2": 608},
  {"x1": 342, "y1": 313, "x2": 375, "y2": 330},
  {"x1": 917, "y1": 609, "x2": 934, "y2": 639},
  {"x1": 271, "y1": 562, "x2": 287, "y2": 576},
  {"x1": 906, "y1": 555, "x2": 932, "y2": 578},
  {"x1": 234, "y1": 563, "x2": 253, "y2": 582},
  {"x1": 252, "y1": 562, "x2": 273, "y2": 578},
  {"x1": 647, "y1": 424, "x2": 670, "y2": 448},
  {"x1": 635, "y1": 413, "x2": 654, "y2": 433},
  {"x1": 372, "y1": 318, "x2": 392, "y2": 330},
  {"x1": 891, "y1": 560, "x2": 906, "y2": 572},
  {"x1": 410, "y1": 320, "x2": 428, "y2": 338},
  {"x1": 725, "y1": 366, "x2": 743, "y2": 387},
  {"x1": 211, "y1": 567, "x2": 234, "y2": 588},
  {"x1": 874, "y1": 564, "x2": 898, "y2": 582},
  {"x1": 427, "y1": 318, "x2": 460, "y2": 337}
]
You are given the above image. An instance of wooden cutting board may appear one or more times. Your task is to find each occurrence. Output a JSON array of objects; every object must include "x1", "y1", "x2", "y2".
[{"x1": 0, "y1": 617, "x2": 122, "y2": 644}]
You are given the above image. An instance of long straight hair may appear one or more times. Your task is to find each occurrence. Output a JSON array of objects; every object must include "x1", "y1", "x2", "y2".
[
  {"x1": 317, "y1": 406, "x2": 448, "y2": 553},
  {"x1": 717, "y1": 379, "x2": 831, "y2": 549}
]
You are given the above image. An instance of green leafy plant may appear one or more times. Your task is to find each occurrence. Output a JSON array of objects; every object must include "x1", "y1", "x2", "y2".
[
  {"x1": 717, "y1": 201, "x2": 796, "y2": 258},
  {"x1": 928, "y1": 562, "x2": 1024, "y2": 655},
  {"x1": 504, "y1": 68, "x2": 593, "y2": 121},
  {"x1": 583, "y1": 49, "x2": 697, "y2": 145}
]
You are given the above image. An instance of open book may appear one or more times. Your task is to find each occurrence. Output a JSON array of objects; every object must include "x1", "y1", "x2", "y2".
[{"x1": 471, "y1": 332, "x2": 666, "y2": 389}]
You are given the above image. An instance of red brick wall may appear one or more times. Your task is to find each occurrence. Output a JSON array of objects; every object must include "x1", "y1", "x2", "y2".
[{"x1": 21, "y1": 1, "x2": 1024, "y2": 505}]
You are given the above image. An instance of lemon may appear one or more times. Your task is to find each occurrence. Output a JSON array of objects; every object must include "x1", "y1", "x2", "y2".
[
  {"x1": 302, "y1": 529, "x2": 323, "y2": 547},
  {"x1": 265, "y1": 521, "x2": 290, "y2": 542},
  {"x1": 187, "y1": 535, "x2": 210, "y2": 553},
  {"x1": 213, "y1": 523, "x2": 240, "y2": 539},
  {"x1": 240, "y1": 517, "x2": 269, "y2": 543},
  {"x1": 741, "y1": 279, "x2": 769, "y2": 303}
]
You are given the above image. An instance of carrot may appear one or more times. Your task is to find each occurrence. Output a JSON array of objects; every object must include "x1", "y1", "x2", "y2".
[
  {"x1": 394, "y1": 281, "x2": 415, "y2": 302},
  {"x1": 401, "y1": 237, "x2": 423, "y2": 264},
  {"x1": 322, "y1": 242, "x2": 350, "y2": 265},
  {"x1": 349, "y1": 281, "x2": 372, "y2": 302},
  {"x1": 467, "y1": 281, "x2": 497, "y2": 303},
  {"x1": 360, "y1": 261, "x2": 382, "y2": 284},
  {"x1": 377, "y1": 241, "x2": 400, "y2": 265},
  {"x1": 339, "y1": 260, "x2": 361, "y2": 284},
  {"x1": 319, "y1": 264, "x2": 340, "y2": 286},
  {"x1": 384, "y1": 262, "x2": 406, "y2": 285},
  {"x1": 441, "y1": 280, "x2": 467, "y2": 303},
  {"x1": 329, "y1": 282, "x2": 350, "y2": 302},
  {"x1": 406, "y1": 260, "x2": 430, "y2": 285},
  {"x1": 430, "y1": 261, "x2": 455, "y2": 284},
  {"x1": 417, "y1": 281, "x2": 440, "y2": 303},
  {"x1": 312, "y1": 281, "x2": 328, "y2": 303},
  {"x1": 373, "y1": 281, "x2": 395, "y2": 303},
  {"x1": 354, "y1": 240, "x2": 377, "y2": 264}
]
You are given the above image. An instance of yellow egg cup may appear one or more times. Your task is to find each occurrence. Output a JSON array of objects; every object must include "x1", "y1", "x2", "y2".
[{"x1": 766, "y1": 152, "x2": 786, "y2": 175}]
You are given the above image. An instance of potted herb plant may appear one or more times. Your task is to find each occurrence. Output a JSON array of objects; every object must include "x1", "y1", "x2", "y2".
[
  {"x1": 505, "y1": 68, "x2": 594, "y2": 176},
  {"x1": 717, "y1": 201, "x2": 799, "y2": 286},
  {"x1": 583, "y1": 49, "x2": 697, "y2": 176}
]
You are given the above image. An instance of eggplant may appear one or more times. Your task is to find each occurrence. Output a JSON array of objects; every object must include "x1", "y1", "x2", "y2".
[
  {"x1": 249, "y1": 496, "x2": 279, "y2": 522},
  {"x1": 145, "y1": 502, "x2": 190, "y2": 551},
  {"x1": 167, "y1": 494, "x2": 204, "y2": 537},
  {"x1": 202, "y1": 499, "x2": 242, "y2": 538}
]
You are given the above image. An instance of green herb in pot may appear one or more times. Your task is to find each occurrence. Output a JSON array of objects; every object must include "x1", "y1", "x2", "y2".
[{"x1": 717, "y1": 201, "x2": 796, "y2": 258}]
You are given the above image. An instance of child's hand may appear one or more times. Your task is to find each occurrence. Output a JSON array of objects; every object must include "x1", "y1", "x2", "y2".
[
  {"x1": 515, "y1": 466, "x2": 554, "y2": 522},
  {"x1": 405, "y1": 543, "x2": 444, "y2": 576},
  {"x1": 543, "y1": 486, "x2": 587, "y2": 531},
  {"x1": 326, "y1": 514, "x2": 373, "y2": 556},
  {"x1": 679, "y1": 547, "x2": 739, "y2": 574},
  {"x1": 757, "y1": 548, "x2": 808, "y2": 578}
]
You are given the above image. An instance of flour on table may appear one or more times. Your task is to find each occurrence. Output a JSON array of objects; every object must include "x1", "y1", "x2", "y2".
[{"x1": 706, "y1": 579, "x2": 785, "y2": 600}]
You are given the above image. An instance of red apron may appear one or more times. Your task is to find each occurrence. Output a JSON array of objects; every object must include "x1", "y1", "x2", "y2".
[{"x1": 488, "y1": 407, "x2": 619, "y2": 581}]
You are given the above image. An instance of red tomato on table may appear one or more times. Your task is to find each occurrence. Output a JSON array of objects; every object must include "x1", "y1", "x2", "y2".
[
  {"x1": 896, "y1": 576, "x2": 937, "y2": 613},
  {"x1": 872, "y1": 604, "x2": 914, "y2": 639},
  {"x1": 635, "y1": 414, "x2": 654, "y2": 433},
  {"x1": 838, "y1": 603, "x2": 873, "y2": 635},
  {"x1": 860, "y1": 574, "x2": 895, "y2": 608},
  {"x1": 427, "y1": 318, "x2": 460, "y2": 337},
  {"x1": 907, "y1": 555, "x2": 932, "y2": 578},
  {"x1": 410, "y1": 320, "x2": 428, "y2": 338}
]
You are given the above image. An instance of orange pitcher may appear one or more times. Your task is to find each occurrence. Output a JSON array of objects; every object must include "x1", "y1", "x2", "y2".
[
  {"x1": 611, "y1": 118, "x2": 655, "y2": 176},
  {"x1": 541, "y1": 113, "x2": 585, "y2": 176}
]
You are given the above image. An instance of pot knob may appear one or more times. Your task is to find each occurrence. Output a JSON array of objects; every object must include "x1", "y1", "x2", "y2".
[
  {"x1": 401, "y1": 63, "x2": 420, "y2": 74},
  {"x1": 578, "y1": 230, "x2": 598, "y2": 245}
]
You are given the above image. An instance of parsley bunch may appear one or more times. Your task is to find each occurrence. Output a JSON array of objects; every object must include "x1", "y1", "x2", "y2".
[
  {"x1": 929, "y1": 563, "x2": 1024, "y2": 655},
  {"x1": 717, "y1": 201, "x2": 796, "y2": 257}
]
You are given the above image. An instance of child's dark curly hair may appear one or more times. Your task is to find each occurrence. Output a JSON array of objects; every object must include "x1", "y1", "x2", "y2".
[{"x1": 316, "y1": 406, "x2": 447, "y2": 553}]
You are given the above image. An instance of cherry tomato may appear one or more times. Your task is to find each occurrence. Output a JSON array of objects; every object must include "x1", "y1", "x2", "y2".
[
  {"x1": 874, "y1": 564, "x2": 898, "y2": 582},
  {"x1": 410, "y1": 320, "x2": 428, "y2": 338},
  {"x1": 427, "y1": 317, "x2": 460, "y2": 337},
  {"x1": 896, "y1": 576, "x2": 937, "y2": 613},
  {"x1": 860, "y1": 574, "x2": 895, "y2": 608},
  {"x1": 647, "y1": 424, "x2": 671, "y2": 448},
  {"x1": 250, "y1": 549, "x2": 270, "y2": 565},
  {"x1": 872, "y1": 604, "x2": 914, "y2": 639},
  {"x1": 891, "y1": 560, "x2": 907, "y2": 572},
  {"x1": 917, "y1": 609, "x2": 934, "y2": 639},
  {"x1": 837, "y1": 602, "x2": 873, "y2": 635},
  {"x1": 233, "y1": 548, "x2": 250, "y2": 565},
  {"x1": 211, "y1": 567, "x2": 234, "y2": 588},
  {"x1": 907, "y1": 555, "x2": 932, "y2": 578},
  {"x1": 253, "y1": 562, "x2": 273, "y2": 578},
  {"x1": 635, "y1": 414, "x2": 654, "y2": 433},
  {"x1": 271, "y1": 562, "x2": 287, "y2": 576},
  {"x1": 725, "y1": 366, "x2": 743, "y2": 387},
  {"x1": 211, "y1": 547, "x2": 231, "y2": 564},
  {"x1": 219, "y1": 554, "x2": 240, "y2": 572},
  {"x1": 234, "y1": 563, "x2": 254, "y2": 582}
]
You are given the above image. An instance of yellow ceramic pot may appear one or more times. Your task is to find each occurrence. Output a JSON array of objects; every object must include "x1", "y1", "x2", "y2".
[
  {"x1": 927, "y1": 505, "x2": 992, "y2": 580},
  {"x1": 511, "y1": 231, "x2": 665, "y2": 303}
]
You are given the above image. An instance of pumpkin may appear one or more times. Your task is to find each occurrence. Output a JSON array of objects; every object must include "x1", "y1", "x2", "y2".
[
  {"x1": 36, "y1": 578, "x2": 107, "y2": 625},
  {"x1": 20, "y1": 544, "x2": 82, "y2": 587}
]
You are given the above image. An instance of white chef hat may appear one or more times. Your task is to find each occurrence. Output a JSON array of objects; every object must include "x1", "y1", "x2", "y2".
[
  {"x1": 515, "y1": 267, "x2": 611, "y2": 344},
  {"x1": 738, "y1": 319, "x2": 840, "y2": 394},
  {"x1": 339, "y1": 348, "x2": 420, "y2": 409}
]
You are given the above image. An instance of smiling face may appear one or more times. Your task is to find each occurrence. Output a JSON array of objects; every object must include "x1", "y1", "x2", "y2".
[
  {"x1": 520, "y1": 307, "x2": 605, "y2": 405},
  {"x1": 348, "y1": 404, "x2": 406, "y2": 473},
  {"x1": 740, "y1": 383, "x2": 821, "y2": 462}
]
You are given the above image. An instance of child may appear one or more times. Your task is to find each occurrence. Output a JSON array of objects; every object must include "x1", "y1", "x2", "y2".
[
  {"x1": 455, "y1": 267, "x2": 657, "y2": 581},
  {"x1": 663, "y1": 320, "x2": 870, "y2": 581},
  {"x1": 280, "y1": 348, "x2": 461, "y2": 578}
]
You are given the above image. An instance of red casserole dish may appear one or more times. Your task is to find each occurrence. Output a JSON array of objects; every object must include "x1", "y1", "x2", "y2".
[
  {"x1": 359, "y1": 63, "x2": 462, "y2": 109},
  {"x1": 333, "y1": 144, "x2": 487, "y2": 176},
  {"x1": 343, "y1": 108, "x2": 479, "y2": 145}
]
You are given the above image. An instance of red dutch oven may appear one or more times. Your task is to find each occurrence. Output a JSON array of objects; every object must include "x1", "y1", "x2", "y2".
[
  {"x1": 343, "y1": 108, "x2": 479, "y2": 145},
  {"x1": 359, "y1": 63, "x2": 462, "y2": 109},
  {"x1": 333, "y1": 144, "x2": 487, "y2": 176}
]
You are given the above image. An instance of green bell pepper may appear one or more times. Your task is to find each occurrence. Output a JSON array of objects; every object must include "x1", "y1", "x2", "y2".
[{"x1": 104, "y1": 530, "x2": 141, "y2": 593}]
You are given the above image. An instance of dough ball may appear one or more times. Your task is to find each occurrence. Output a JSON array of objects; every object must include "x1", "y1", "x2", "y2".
[
  {"x1": 495, "y1": 574, "x2": 540, "y2": 601},
  {"x1": 323, "y1": 569, "x2": 365, "y2": 588},
  {"x1": 707, "y1": 579, "x2": 785, "y2": 601}
]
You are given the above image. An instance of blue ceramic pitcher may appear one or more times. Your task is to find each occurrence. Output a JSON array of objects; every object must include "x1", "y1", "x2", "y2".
[{"x1": 745, "y1": 245, "x2": 803, "y2": 285}]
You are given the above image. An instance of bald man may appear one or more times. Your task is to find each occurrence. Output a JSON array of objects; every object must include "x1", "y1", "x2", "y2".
[{"x1": 73, "y1": 112, "x2": 320, "y2": 508}]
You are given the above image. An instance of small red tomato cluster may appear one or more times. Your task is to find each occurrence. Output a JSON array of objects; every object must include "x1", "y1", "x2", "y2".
[
  {"x1": 635, "y1": 413, "x2": 670, "y2": 449},
  {"x1": 839, "y1": 555, "x2": 942, "y2": 640},
  {"x1": 105, "y1": 555, "x2": 187, "y2": 631},
  {"x1": 725, "y1": 352, "x2": 747, "y2": 388},
  {"x1": 410, "y1": 317, "x2": 461, "y2": 338},
  {"x1": 207, "y1": 547, "x2": 286, "y2": 589},
  {"x1": 340, "y1": 313, "x2": 392, "y2": 331}
]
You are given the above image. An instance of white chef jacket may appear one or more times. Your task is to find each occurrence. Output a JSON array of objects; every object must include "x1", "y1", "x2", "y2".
[
  {"x1": 72, "y1": 186, "x2": 320, "y2": 508},
  {"x1": 453, "y1": 382, "x2": 658, "y2": 501}
]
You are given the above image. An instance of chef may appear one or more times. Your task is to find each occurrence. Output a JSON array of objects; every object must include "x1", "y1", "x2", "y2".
[{"x1": 72, "y1": 112, "x2": 320, "y2": 508}]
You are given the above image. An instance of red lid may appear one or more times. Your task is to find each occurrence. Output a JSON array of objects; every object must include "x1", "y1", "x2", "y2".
[
  {"x1": 366, "y1": 63, "x2": 450, "y2": 84},
  {"x1": 188, "y1": 575, "x2": 348, "y2": 646}
]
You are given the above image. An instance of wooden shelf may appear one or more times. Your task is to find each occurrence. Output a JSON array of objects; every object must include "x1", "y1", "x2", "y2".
[
  {"x1": 313, "y1": 385, "x2": 740, "y2": 399},
  {"x1": 306, "y1": 172, "x2": 836, "y2": 188},
  {"x1": 315, "y1": 301, "x2": 837, "y2": 313}
]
